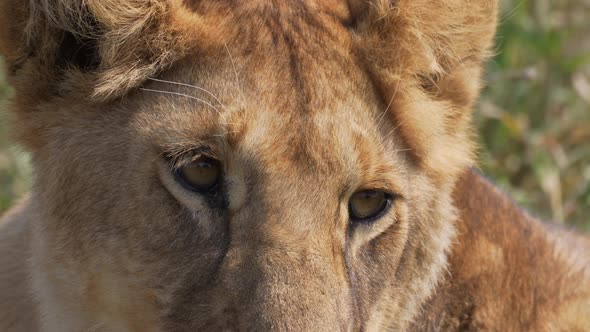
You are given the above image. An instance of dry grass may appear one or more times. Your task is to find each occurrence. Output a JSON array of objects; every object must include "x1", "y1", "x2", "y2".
[{"x1": 0, "y1": 0, "x2": 588, "y2": 231}]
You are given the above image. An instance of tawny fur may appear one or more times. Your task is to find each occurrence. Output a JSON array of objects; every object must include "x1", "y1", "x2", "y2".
[{"x1": 0, "y1": 0, "x2": 588, "y2": 331}]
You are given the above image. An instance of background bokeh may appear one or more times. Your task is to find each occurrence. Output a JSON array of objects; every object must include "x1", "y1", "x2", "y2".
[{"x1": 0, "y1": 0, "x2": 589, "y2": 231}]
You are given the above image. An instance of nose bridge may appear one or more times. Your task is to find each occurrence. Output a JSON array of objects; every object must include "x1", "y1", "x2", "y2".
[
  {"x1": 217, "y1": 194, "x2": 354, "y2": 330},
  {"x1": 222, "y1": 243, "x2": 353, "y2": 330},
  {"x1": 232, "y1": 172, "x2": 338, "y2": 250}
]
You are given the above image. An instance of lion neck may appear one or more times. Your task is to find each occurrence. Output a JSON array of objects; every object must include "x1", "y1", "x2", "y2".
[{"x1": 411, "y1": 168, "x2": 590, "y2": 331}]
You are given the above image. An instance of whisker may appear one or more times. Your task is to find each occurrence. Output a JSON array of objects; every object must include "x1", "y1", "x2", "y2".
[
  {"x1": 377, "y1": 84, "x2": 400, "y2": 128},
  {"x1": 213, "y1": 131, "x2": 240, "y2": 137},
  {"x1": 383, "y1": 119, "x2": 407, "y2": 140},
  {"x1": 499, "y1": 0, "x2": 525, "y2": 24},
  {"x1": 139, "y1": 88, "x2": 222, "y2": 116},
  {"x1": 224, "y1": 42, "x2": 245, "y2": 103},
  {"x1": 147, "y1": 77, "x2": 226, "y2": 110},
  {"x1": 377, "y1": 95, "x2": 395, "y2": 128},
  {"x1": 86, "y1": 321, "x2": 106, "y2": 332}
]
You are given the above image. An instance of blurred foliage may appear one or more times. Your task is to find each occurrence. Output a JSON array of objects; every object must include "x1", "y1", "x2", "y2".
[
  {"x1": 478, "y1": 0, "x2": 590, "y2": 231},
  {"x1": 0, "y1": 61, "x2": 31, "y2": 213},
  {"x1": 0, "y1": 0, "x2": 588, "y2": 231}
]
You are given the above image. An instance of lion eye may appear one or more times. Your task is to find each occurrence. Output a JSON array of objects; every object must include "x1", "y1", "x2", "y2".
[
  {"x1": 175, "y1": 156, "x2": 221, "y2": 192},
  {"x1": 349, "y1": 190, "x2": 391, "y2": 222}
]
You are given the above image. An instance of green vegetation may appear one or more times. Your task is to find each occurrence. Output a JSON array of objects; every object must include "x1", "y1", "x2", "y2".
[
  {"x1": 0, "y1": 0, "x2": 588, "y2": 231},
  {"x1": 0, "y1": 61, "x2": 31, "y2": 212},
  {"x1": 478, "y1": 0, "x2": 590, "y2": 231}
]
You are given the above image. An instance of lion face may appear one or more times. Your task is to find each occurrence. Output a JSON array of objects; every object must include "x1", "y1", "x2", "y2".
[{"x1": 0, "y1": 0, "x2": 497, "y2": 330}]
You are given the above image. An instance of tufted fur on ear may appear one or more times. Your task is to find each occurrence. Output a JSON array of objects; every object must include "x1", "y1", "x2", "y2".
[
  {"x1": 350, "y1": 0, "x2": 499, "y2": 180},
  {"x1": 0, "y1": 0, "x2": 217, "y2": 103}
]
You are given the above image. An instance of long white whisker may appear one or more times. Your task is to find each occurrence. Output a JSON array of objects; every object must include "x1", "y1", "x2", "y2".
[
  {"x1": 85, "y1": 321, "x2": 106, "y2": 332},
  {"x1": 377, "y1": 84, "x2": 400, "y2": 128},
  {"x1": 212, "y1": 131, "x2": 240, "y2": 138},
  {"x1": 224, "y1": 42, "x2": 245, "y2": 103},
  {"x1": 384, "y1": 119, "x2": 407, "y2": 140},
  {"x1": 139, "y1": 88, "x2": 222, "y2": 116},
  {"x1": 146, "y1": 77, "x2": 226, "y2": 110},
  {"x1": 377, "y1": 95, "x2": 395, "y2": 128}
]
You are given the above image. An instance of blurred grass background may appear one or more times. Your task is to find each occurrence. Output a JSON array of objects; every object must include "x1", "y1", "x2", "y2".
[
  {"x1": 0, "y1": 0, "x2": 589, "y2": 231},
  {"x1": 478, "y1": 0, "x2": 590, "y2": 232},
  {"x1": 0, "y1": 60, "x2": 31, "y2": 213}
]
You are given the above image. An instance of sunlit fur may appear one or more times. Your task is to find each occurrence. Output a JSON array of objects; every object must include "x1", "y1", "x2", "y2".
[{"x1": 0, "y1": 0, "x2": 588, "y2": 331}]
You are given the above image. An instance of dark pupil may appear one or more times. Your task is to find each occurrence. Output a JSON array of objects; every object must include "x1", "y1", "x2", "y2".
[
  {"x1": 179, "y1": 158, "x2": 220, "y2": 190},
  {"x1": 350, "y1": 190, "x2": 387, "y2": 220}
]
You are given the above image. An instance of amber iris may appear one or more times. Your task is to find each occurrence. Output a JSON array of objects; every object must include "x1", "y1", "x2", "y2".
[
  {"x1": 176, "y1": 157, "x2": 221, "y2": 192},
  {"x1": 349, "y1": 190, "x2": 390, "y2": 222}
]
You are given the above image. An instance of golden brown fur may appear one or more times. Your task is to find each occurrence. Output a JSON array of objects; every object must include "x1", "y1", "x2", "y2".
[
  {"x1": 0, "y1": 0, "x2": 588, "y2": 331},
  {"x1": 412, "y1": 170, "x2": 590, "y2": 331}
]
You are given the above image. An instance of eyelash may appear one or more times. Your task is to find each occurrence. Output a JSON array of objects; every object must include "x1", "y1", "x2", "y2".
[{"x1": 164, "y1": 148, "x2": 218, "y2": 169}]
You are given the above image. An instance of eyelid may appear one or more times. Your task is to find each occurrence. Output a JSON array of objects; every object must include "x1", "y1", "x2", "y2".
[
  {"x1": 356, "y1": 187, "x2": 395, "y2": 197},
  {"x1": 348, "y1": 193, "x2": 394, "y2": 224},
  {"x1": 164, "y1": 147, "x2": 219, "y2": 169},
  {"x1": 355, "y1": 181, "x2": 401, "y2": 200}
]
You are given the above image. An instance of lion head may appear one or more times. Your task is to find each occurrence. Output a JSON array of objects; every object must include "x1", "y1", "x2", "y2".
[{"x1": 0, "y1": 0, "x2": 498, "y2": 330}]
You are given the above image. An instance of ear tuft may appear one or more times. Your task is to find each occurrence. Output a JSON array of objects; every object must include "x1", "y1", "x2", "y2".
[
  {"x1": 0, "y1": 0, "x2": 195, "y2": 102},
  {"x1": 56, "y1": 30, "x2": 100, "y2": 72}
]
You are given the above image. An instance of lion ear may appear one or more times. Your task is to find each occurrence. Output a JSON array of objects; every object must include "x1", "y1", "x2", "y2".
[
  {"x1": 350, "y1": 0, "x2": 498, "y2": 79},
  {"x1": 0, "y1": 0, "x2": 195, "y2": 102},
  {"x1": 350, "y1": 0, "x2": 499, "y2": 179}
]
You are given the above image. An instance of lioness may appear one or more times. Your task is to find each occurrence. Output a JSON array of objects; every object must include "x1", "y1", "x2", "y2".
[{"x1": 0, "y1": 0, "x2": 589, "y2": 331}]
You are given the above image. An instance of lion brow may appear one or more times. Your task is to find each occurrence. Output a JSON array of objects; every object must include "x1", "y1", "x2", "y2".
[
  {"x1": 139, "y1": 88, "x2": 222, "y2": 116},
  {"x1": 146, "y1": 77, "x2": 225, "y2": 110}
]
